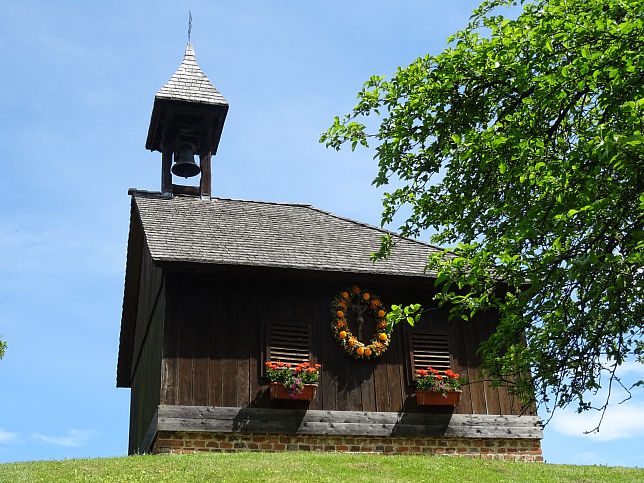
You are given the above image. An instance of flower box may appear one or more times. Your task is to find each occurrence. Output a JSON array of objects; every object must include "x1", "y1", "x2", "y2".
[
  {"x1": 269, "y1": 382, "x2": 318, "y2": 401},
  {"x1": 415, "y1": 389, "x2": 462, "y2": 406}
]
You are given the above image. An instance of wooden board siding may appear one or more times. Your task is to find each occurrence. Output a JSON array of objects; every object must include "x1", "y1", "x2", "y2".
[
  {"x1": 130, "y1": 242, "x2": 163, "y2": 383},
  {"x1": 128, "y1": 282, "x2": 164, "y2": 453},
  {"x1": 159, "y1": 270, "x2": 525, "y2": 416},
  {"x1": 127, "y1": 244, "x2": 164, "y2": 454},
  {"x1": 449, "y1": 319, "x2": 473, "y2": 414}
]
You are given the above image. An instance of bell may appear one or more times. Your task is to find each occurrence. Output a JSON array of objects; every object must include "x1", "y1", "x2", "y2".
[{"x1": 172, "y1": 148, "x2": 201, "y2": 178}]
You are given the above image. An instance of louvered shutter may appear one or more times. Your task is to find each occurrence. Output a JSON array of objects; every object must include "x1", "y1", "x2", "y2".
[
  {"x1": 410, "y1": 331, "x2": 452, "y2": 376},
  {"x1": 266, "y1": 321, "x2": 310, "y2": 366}
]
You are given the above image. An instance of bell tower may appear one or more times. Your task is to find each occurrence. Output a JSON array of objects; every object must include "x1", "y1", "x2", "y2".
[{"x1": 145, "y1": 43, "x2": 228, "y2": 198}]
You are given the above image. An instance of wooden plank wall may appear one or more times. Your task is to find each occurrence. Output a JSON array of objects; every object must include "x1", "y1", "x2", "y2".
[
  {"x1": 130, "y1": 242, "x2": 163, "y2": 380},
  {"x1": 128, "y1": 246, "x2": 164, "y2": 454},
  {"x1": 159, "y1": 271, "x2": 525, "y2": 416}
]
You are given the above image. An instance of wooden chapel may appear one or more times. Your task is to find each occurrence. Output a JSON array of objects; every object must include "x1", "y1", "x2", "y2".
[{"x1": 116, "y1": 42, "x2": 543, "y2": 460}]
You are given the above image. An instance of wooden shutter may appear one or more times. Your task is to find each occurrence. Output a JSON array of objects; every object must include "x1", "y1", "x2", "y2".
[
  {"x1": 266, "y1": 321, "x2": 310, "y2": 366},
  {"x1": 410, "y1": 331, "x2": 452, "y2": 376}
]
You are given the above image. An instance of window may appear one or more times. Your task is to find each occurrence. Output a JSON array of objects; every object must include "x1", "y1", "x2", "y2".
[
  {"x1": 265, "y1": 320, "x2": 310, "y2": 366},
  {"x1": 409, "y1": 330, "x2": 452, "y2": 378}
]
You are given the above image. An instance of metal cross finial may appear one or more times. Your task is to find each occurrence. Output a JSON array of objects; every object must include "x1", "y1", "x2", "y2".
[{"x1": 188, "y1": 11, "x2": 192, "y2": 43}]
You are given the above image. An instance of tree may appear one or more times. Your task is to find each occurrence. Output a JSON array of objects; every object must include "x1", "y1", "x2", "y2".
[
  {"x1": 0, "y1": 336, "x2": 5, "y2": 360},
  {"x1": 322, "y1": 0, "x2": 644, "y2": 426}
]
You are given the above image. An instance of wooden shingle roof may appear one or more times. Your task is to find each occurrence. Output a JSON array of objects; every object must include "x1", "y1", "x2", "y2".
[
  {"x1": 117, "y1": 190, "x2": 444, "y2": 386},
  {"x1": 131, "y1": 190, "x2": 441, "y2": 278},
  {"x1": 155, "y1": 42, "x2": 228, "y2": 106}
]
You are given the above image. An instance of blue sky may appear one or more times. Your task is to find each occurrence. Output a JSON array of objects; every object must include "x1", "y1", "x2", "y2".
[{"x1": 0, "y1": 0, "x2": 642, "y2": 467}]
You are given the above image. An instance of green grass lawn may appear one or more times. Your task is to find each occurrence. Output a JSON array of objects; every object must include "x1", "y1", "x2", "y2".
[{"x1": 1, "y1": 452, "x2": 642, "y2": 482}]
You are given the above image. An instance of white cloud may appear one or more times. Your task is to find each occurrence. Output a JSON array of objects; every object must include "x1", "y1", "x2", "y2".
[
  {"x1": 0, "y1": 430, "x2": 19, "y2": 444},
  {"x1": 550, "y1": 402, "x2": 644, "y2": 441},
  {"x1": 32, "y1": 429, "x2": 95, "y2": 448}
]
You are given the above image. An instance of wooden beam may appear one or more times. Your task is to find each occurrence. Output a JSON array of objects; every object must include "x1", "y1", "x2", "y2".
[
  {"x1": 199, "y1": 151, "x2": 212, "y2": 199},
  {"x1": 171, "y1": 185, "x2": 200, "y2": 196},
  {"x1": 161, "y1": 148, "x2": 173, "y2": 194},
  {"x1": 154, "y1": 405, "x2": 543, "y2": 440},
  {"x1": 139, "y1": 407, "x2": 159, "y2": 454}
]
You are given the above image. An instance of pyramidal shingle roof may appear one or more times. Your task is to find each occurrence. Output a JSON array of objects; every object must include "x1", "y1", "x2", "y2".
[
  {"x1": 131, "y1": 191, "x2": 442, "y2": 278},
  {"x1": 155, "y1": 43, "x2": 228, "y2": 106}
]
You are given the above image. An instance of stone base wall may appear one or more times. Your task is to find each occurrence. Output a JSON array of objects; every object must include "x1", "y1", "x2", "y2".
[{"x1": 152, "y1": 431, "x2": 543, "y2": 462}]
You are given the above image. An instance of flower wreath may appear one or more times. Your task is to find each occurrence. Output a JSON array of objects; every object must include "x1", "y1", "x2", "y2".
[{"x1": 331, "y1": 285, "x2": 390, "y2": 359}]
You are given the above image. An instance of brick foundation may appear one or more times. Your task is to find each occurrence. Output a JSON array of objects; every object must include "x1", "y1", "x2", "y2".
[{"x1": 152, "y1": 431, "x2": 543, "y2": 462}]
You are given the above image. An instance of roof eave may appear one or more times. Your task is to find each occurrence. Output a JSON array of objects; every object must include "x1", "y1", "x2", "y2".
[
  {"x1": 116, "y1": 200, "x2": 145, "y2": 388},
  {"x1": 145, "y1": 97, "x2": 229, "y2": 154}
]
